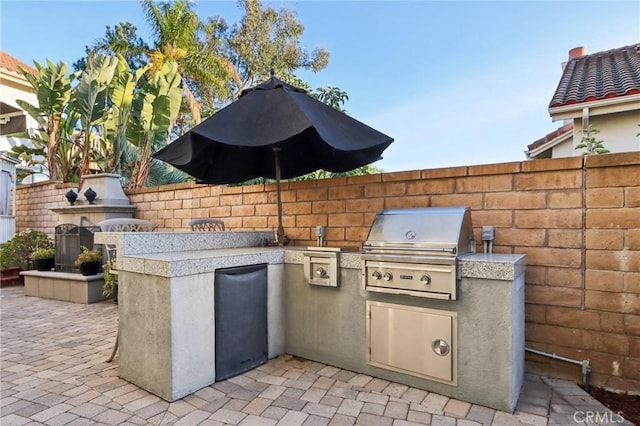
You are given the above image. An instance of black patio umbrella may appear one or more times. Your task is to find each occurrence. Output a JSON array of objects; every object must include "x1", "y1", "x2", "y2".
[{"x1": 153, "y1": 72, "x2": 393, "y2": 244}]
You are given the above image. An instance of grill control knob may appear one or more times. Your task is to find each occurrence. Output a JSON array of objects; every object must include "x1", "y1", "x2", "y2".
[
  {"x1": 383, "y1": 272, "x2": 393, "y2": 281},
  {"x1": 420, "y1": 274, "x2": 432, "y2": 285},
  {"x1": 371, "y1": 271, "x2": 382, "y2": 280}
]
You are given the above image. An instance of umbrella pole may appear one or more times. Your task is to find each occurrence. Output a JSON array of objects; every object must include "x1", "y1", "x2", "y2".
[{"x1": 273, "y1": 147, "x2": 286, "y2": 246}]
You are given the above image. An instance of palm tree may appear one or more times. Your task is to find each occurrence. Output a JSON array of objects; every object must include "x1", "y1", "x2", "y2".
[
  {"x1": 91, "y1": 22, "x2": 149, "y2": 71},
  {"x1": 141, "y1": 0, "x2": 235, "y2": 125},
  {"x1": 225, "y1": 0, "x2": 329, "y2": 95}
]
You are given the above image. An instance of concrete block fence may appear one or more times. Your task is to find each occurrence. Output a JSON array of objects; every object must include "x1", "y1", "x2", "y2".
[{"x1": 14, "y1": 152, "x2": 640, "y2": 393}]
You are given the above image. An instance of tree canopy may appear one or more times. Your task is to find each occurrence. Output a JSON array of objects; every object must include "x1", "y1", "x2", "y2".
[{"x1": 13, "y1": 0, "x2": 384, "y2": 188}]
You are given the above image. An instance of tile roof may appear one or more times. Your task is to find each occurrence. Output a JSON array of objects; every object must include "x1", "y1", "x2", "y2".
[
  {"x1": 549, "y1": 44, "x2": 640, "y2": 108},
  {"x1": 0, "y1": 50, "x2": 38, "y2": 77},
  {"x1": 527, "y1": 122, "x2": 573, "y2": 152}
]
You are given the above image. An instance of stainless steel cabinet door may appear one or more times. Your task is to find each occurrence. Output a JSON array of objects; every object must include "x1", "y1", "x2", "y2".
[{"x1": 367, "y1": 301, "x2": 456, "y2": 384}]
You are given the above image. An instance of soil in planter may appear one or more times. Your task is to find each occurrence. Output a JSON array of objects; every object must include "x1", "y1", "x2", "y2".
[{"x1": 589, "y1": 387, "x2": 640, "y2": 424}]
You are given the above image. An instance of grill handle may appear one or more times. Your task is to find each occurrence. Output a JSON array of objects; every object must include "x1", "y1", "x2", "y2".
[{"x1": 363, "y1": 244, "x2": 457, "y2": 254}]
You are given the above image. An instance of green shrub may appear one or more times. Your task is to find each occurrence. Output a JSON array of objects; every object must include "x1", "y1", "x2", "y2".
[
  {"x1": 31, "y1": 247, "x2": 56, "y2": 260},
  {"x1": 0, "y1": 243, "x2": 16, "y2": 271},
  {"x1": 0, "y1": 229, "x2": 53, "y2": 270},
  {"x1": 74, "y1": 246, "x2": 102, "y2": 266},
  {"x1": 102, "y1": 263, "x2": 118, "y2": 297}
]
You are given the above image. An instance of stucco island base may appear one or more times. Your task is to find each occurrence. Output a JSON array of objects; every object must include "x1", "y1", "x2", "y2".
[
  {"x1": 117, "y1": 262, "x2": 284, "y2": 401},
  {"x1": 96, "y1": 231, "x2": 525, "y2": 412}
]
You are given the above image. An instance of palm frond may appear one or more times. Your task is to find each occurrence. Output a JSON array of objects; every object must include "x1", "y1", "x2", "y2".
[
  {"x1": 146, "y1": 159, "x2": 191, "y2": 186},
  {"x1": 181, "y1": 83, "x2": 202, "y2": 125}
]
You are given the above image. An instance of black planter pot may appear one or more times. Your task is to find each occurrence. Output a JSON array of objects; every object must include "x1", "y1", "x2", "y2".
[
  {"x1": 79, "y1": 261, "x2": 101, "y2": 276},
  {"x1": 34, "y1": 258, "x2": 55, "y2": 271}
]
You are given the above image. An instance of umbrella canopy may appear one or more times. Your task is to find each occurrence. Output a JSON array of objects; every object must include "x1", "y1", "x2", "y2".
[{"x1": 153, "y1": 74, "x2": 393, "y2": 243}]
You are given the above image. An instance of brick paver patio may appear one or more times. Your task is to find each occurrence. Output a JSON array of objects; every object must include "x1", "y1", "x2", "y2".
[{"x1": 0, "y1": 286, "x2": 632, "y2": 425}]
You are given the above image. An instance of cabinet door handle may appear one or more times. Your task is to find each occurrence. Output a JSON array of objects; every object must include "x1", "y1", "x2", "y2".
[{"x1": 432, "y1": 339, "x2": 449, "y2": 356}]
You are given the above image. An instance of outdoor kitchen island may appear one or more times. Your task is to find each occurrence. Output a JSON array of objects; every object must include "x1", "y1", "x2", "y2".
[
  {"x1": 95, "y1": 231, "x2": 525, "y2": 412},
  {"x1": 287, "y1": 249, "x2": 526, "y2": 413}
]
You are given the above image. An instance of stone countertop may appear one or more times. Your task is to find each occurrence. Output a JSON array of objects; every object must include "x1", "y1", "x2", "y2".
[
  {"x1": 458, "y1": 253, "x2": 526, "y2": 281},
  {"x1": 121, "y1": 247, "x2": 284, "y2": 278},
  {"x1": 21, "y1": 270, "x2": 105, "y2": 282},
  {"x1": 94, "y1": 231, "x2": 273, "y2": 256},
  {"x1": 287, "y1": 250, "x2": 526, "y2": 279},
  {"x1": 117, "y1": 246, "x2": 365, "y2": 278},
  {"x1": 285, "y1": 247, "x2": 364, "y2": 269},
  {"x1": 95, "y1": 231, "x2": 276, "y2": 277},
  {"x1": 107, "y1": 233, "x2": 525, "y2": 280}
]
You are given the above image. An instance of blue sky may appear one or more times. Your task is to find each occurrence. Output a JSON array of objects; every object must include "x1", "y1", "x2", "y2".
[{"x1": 1, "y1": 1, "x2": 639, "y2": 172}]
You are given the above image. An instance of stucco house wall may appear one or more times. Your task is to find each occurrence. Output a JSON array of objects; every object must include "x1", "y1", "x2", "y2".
[
  {"x1": 0, "y1": 52, "x2": 38, "y2": 141},
  {"x1": 573, "y1": 111, "x2": 640, "y2": 153},
  {"x1": 551, "y1": 111, "x2": 640, "y2": 158},
  {"x1": 550, "y1": 128, "x2": 577, "y2": 158},
  {"x1": 0, "y1": 52, "x2": 47, "y2": 184}
]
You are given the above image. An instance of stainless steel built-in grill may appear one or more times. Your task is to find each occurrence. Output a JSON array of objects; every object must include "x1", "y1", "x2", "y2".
[{"x1": 363, "y1": 207, "x2": 475, "y2": 300}]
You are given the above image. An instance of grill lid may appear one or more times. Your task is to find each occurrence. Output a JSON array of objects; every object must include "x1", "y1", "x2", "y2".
[{"x1": 364, "y1": 207, "x2": 475, "y2": 255}]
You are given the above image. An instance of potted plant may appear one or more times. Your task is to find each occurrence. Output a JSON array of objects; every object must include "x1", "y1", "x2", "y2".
[
  {"x1": 74, "y1": 246, "x2": 102, "y2": 276},
  {"x1": 31, "y1": 247, "x2": 56, "y2": 271},
  {"x1": 102, "y1": 262, "x2": 118, "y2": 303}
]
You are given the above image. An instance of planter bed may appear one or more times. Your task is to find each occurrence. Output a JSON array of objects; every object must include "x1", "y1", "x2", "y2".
[{"x1": 22, "y1": 270, "x2": 106, "y2": 304}]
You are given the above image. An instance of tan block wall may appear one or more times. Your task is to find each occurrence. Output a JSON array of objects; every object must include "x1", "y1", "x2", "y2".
[
  {"x1": 15, "y1": 181, "x2": 75, "y2": 238},
  {"x1": 15, "y1": 152, "x2": 640, "y2": 393}
]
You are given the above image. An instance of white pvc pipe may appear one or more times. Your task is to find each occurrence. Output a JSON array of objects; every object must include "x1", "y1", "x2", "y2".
[
  {"x1": 525, "y1": 347, "x2": 582, "y2": 365},
  {"x1": 525, "y1": 347, "x2": 591, "y2": 391}
]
